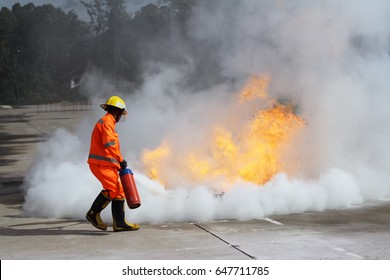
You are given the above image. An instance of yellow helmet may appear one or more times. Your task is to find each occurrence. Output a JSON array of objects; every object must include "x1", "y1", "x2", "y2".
[{"x1": 100, "y1": 96, "x2": 128, "y2": 115}]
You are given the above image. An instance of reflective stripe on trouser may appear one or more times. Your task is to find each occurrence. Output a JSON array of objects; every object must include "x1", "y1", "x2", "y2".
[{"x1": 89, "y1": 164, "x2": 124, "y2": 199}]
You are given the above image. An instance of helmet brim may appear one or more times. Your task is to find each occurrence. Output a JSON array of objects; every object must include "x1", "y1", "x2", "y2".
[{"x1": 101, "y1": 104, "x2": 127, "y2": 115}]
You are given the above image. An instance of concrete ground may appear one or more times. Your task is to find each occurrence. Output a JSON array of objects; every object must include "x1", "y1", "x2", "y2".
[{"x1": 1, "y1": 105, "x2": 390, "y2": 260}]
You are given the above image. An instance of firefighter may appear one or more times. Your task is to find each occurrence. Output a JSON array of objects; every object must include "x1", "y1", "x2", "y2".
[{"x1": 86, "y1": 95, "x2": 140, "y2": 232}]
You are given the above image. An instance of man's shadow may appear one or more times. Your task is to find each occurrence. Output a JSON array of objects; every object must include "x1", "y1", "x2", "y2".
[{"x1": 0, "y1": 219, "x2": 110, "y2": 236}]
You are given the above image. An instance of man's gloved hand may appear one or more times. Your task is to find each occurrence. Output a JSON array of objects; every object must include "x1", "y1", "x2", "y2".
[{"x1": 120, "y1": 160, "x2": 127, "y2": 170}]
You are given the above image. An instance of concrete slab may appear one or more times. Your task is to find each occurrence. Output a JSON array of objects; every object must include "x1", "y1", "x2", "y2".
[
  {"x1": 1, "y1": 191, "x2": 390, "y2": 260},
  {"x1": 1, "y1": 105, "x2": 390, "y2": 260},
  {"x1": 0, "y1": 105, "x2": 89, "y2": 182}
]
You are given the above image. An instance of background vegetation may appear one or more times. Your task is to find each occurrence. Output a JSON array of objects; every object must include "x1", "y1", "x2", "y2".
[{"x1": 0, "y1": 0, "x2": 216, "y2": 105}]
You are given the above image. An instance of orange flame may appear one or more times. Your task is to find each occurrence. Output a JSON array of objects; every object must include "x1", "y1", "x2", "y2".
[
  {"x1": 239, "y1": 74, "x2": 270, "y2": 102},
  {"x1": 141, "y1": 74, "x2": 304, "y2": 187},
  {"x1": 141, "y1": 140, "x2": 170, "y2": 185}
]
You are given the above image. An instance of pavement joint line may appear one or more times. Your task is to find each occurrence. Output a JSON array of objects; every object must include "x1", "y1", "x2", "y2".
[
  {"x1": 25, "y1": 119, "x2": 48, "y2": 135},
  {"x1": 263, "y1": 217, "x2": 283, "y2": 225},
  {"x1": 329, "y1": 246, "x2": 364, "y2": 259},
  {"x1": 264, "y1": 219, "x2": 365, "y2": 260},
  {"x1": 345, "y1": 252, "x2": 364, "y2": 259},
  {"x1": 193, "y1": 223, "x2": 257, "y2": 260}
]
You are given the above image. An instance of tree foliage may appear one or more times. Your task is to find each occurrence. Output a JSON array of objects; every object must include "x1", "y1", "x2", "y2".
[
  {"x1": 0, "y1": 0, "x2": 206, "y2": 105},
  {"x1": 0, "y1": 3, "x2": 89, "y2": 104}
]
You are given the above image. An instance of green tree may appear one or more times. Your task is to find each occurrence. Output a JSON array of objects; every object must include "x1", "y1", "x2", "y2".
[
  {"x1": 82, "y1": 0, "x2": 140, "y2": 83},
  {"x1": 0, "y1": 3, "x2": 90, "y2": 105},
  {"x1": 0, "y1": 7, "x2": 17, "y2": 104},
  {"x1": 0, "y1": 0, "x2": 221, "y2": 105}
]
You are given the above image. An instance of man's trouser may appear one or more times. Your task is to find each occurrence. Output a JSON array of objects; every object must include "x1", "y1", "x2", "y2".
[{"x1": 89, "y1": 164, "x2": 125, "y2": 199}]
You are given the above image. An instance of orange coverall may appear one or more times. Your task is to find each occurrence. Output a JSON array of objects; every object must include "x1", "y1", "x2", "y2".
[{"x1": 88, "y1": 113, "x2": 125, "y2": 199}]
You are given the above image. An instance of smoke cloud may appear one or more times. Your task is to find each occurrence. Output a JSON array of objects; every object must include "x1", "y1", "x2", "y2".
[{"x1": 23, "y1": 0, "x2": 390, "y2": 223}]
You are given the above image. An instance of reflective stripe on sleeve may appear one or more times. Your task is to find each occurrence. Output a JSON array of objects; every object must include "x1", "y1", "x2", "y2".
[{"x1": 104, "y1": 141, "x2": 116, "y2": 148}]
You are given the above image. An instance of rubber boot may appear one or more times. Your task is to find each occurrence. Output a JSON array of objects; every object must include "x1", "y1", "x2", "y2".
[
  {"x1": 86, "y1": 191, "x2": 111, "y2": 231},
  {"x1": 112, "y1": 199, "x2": 140, "y2": 232}
]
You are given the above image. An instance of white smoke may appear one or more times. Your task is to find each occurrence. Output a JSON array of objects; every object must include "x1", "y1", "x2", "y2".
[{"x1": 23, "y1": 0, "x2": 390, "y2": 223}]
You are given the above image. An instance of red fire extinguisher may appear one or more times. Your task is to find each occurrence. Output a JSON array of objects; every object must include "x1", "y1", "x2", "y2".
[{"x1": 119, "y1": 168, "x2": 141, "y2": 209}]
